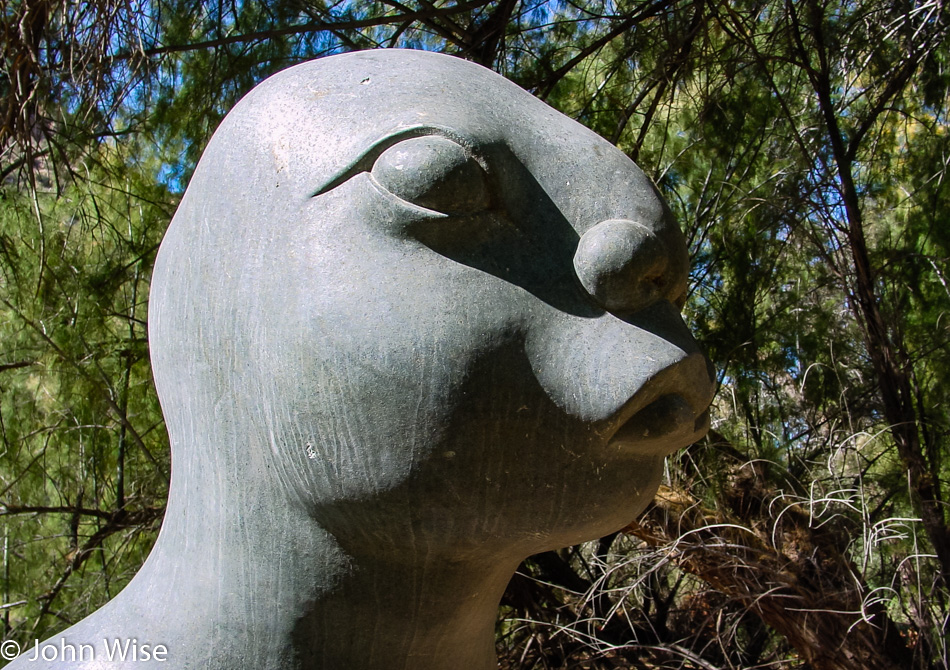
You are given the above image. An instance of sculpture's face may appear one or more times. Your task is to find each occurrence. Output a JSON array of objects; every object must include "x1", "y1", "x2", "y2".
[{"x1": 150, "y1": 50, "x2": 715, "y2": 560}]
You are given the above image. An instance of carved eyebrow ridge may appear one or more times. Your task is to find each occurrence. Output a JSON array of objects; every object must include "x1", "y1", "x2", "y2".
[{"x1": 311, "y1": 125, "x2": 478, "y2": 198}]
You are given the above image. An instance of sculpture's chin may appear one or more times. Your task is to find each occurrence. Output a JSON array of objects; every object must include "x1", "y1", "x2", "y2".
[{"x1": 610, "y1": 394, "x2": 710, "y2": 457}]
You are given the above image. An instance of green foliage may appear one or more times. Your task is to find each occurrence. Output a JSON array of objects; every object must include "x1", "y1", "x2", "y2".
[{"x1": 0, "y1": 151, "x2": 173, "y2": 644}]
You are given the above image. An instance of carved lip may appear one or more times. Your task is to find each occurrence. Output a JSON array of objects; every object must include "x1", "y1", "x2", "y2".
[{"x1": 608, "y1": 393, "x2": 711, "y2": 457}]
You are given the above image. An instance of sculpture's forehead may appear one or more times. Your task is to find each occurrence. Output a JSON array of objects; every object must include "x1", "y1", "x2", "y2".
[
  {"x1": 207, "y1": 50, "x2": 662, "y2": 234},
  {"x1": 244, "y1": 50, "x2": 540, "y2": 152}
]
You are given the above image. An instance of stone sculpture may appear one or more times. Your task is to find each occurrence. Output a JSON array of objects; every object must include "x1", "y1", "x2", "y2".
[{"x1": 9, "y1": 49, "x2": 715, "y2": 669}]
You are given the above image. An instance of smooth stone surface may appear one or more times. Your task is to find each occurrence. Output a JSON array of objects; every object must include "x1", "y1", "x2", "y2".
[{"x1": 10, "y1": 49, "x2": 715, "y2": 669}]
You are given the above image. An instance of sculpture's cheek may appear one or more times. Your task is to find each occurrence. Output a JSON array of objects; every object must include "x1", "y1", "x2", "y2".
[{"x1": 252, "y1": 237, "x2": 531, "y2": 506}]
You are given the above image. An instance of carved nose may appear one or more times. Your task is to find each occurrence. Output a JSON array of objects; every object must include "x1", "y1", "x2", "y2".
[{"x1": 573, "y1": 219, "x2": 672, "y2": 313}]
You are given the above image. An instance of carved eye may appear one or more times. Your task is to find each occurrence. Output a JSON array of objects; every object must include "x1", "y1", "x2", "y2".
[
  {"x1": 313, "y1": 128, "x2": 493, "y2": 218},
  {"x1": 371, "y1": 136, "x2": 490, "y2": 214}
]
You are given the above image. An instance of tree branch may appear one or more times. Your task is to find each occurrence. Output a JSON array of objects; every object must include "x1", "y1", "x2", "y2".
[{"x1": 117, "y1": 0, "x2": 492, "y2": 60}]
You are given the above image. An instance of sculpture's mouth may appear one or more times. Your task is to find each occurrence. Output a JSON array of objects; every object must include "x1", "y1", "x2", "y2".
[
  {"x1": 609, "y1": 390, "x2": 712, "y2": 457},
  {"x1": 602, "y1": 350, "x2": 715, "y2": 456}
]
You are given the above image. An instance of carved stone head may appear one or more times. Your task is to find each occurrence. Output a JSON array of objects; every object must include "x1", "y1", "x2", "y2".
[{"x1": 149, "y1": 49, "x2": 715, "y2": 560}]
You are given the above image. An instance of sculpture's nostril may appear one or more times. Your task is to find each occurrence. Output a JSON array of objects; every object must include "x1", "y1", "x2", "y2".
[{"x1": 573, "y1": 218, "x2": 669, "y2": 313}]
